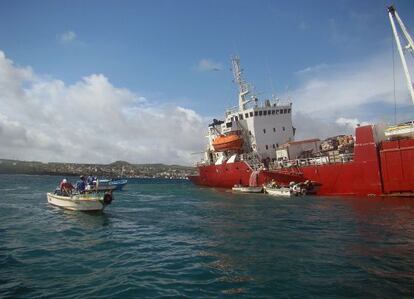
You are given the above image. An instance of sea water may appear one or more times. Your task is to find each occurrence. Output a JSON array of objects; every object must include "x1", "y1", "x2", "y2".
[{"x1": 1, "y1": 174, "x2": 414, "y2": 298}]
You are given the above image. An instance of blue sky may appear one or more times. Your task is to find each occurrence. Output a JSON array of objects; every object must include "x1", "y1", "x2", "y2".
[
  {"x1": 2, "y1": 0, "x2": 413, "y2": 113},
  {"x1": 0, "y1": 0, "x2": 414, "y2": 164}
]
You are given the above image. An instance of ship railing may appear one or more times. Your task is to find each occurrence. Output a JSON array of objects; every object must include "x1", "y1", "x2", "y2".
[
  {"x1": 268, "y1": 163, "x2": 303, "y2": 175},
  {"x1": 195, "y1": 160, "x2": 210, "y2": 167},
  {"x1": 272, "y1": 153, "x2": 354, "y2": 169},
  {"x1": 240, "y1": 153, "x2": 263, "y2": 170},
  {"x1": 225, "y1": 106, "x2": 239, "y2": 116}
]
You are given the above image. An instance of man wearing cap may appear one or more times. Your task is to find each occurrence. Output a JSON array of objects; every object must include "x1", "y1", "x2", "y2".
[{"x1": 60, "y1": 178, "x2": 74, "y2": 196}]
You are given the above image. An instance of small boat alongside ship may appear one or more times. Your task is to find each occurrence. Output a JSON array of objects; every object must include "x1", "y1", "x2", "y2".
[
  {"x1": 189, "y1": 6, "x2": 414, "y2": 197},
  {"x1": 232, "y1": 185, "x2": 263, "y2": 193},
  {"x1": 264, "y1": 186, "x2": 292, "y2": 197},
  {"x1": 264, "y1": 181, "x2": 320, "y2": 197}
]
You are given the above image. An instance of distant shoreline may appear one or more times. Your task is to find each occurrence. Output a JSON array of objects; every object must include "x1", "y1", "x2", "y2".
[{"x1": 0, "y1": 159, "x2": 196, "y2": 179}]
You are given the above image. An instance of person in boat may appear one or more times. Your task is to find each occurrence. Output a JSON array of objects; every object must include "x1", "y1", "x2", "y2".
[
  {"x1": 270, "y1": 179, "x2": 279, "y2": 188},
  {"x1": 87, "y1": 175, "x2": 94, "y2": 185},
  {"x1": 60, "y1": 178, "x2": 74, "y2": 196},
  {"x1": 75, "y1": 176, "x2": 86, "y2": 193}
]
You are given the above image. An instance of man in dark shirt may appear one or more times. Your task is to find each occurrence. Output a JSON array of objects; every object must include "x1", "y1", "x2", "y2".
[{"x1": 76, "y1": 176, "x2": 86, "y2": 193}]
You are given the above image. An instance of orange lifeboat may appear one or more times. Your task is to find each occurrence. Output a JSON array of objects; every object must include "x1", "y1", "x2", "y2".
[{"x1": 212, "y1": 133, "x2": 243, "y2": 152}]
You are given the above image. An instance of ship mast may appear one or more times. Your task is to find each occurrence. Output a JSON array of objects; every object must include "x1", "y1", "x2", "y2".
[
  {"x1": 231, "y1": 56, "x2": 252, "y2": 111},
  {"x1": 388, "y1": 5, "x2": 414, "y2": 105}
]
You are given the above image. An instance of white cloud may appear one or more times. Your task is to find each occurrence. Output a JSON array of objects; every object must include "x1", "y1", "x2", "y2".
[
  {"x1": 195, "y1": 59, "x2": 222, "y2": 72},
  {"x1": 295, "y1": 63, "x2": 329, "y2": 75},
  {"x1": 289, "y1": 51, "x2": 414, "y2": 140},
  {"x1": 59, "y1": 31, "x2": 77, "y2": 44},
  {"x1": 0, "y1": 50, "x2": 207, "y2": 165},
  {"x1": 335, "y1": 117, "x2": 369, "y2": 129},
  {"x1": 290, "y1": 51, "x2": 411, "y2": 115},
  {"x1": 293, "y1": 112, "x2": 353, "y2": 140}
]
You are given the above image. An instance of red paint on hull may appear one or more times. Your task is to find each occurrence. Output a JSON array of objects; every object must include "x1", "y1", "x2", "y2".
[
  {"x1": 380, "y1": 138, "x2": 414, "y2": 194},
  {"x1": 190, "y1": 125, "x2": 414, "y2": 196},
  {"x1": 298, "y1": 126, "x2": 383, "y2": 196},
  {"x1": 188, "y1": 161, "x2": 304, "y2": 188}
]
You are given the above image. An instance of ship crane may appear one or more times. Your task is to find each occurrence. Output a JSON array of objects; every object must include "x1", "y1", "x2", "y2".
[{"x1": 388, "y1": 5, "x2": 414, "y2": 105}]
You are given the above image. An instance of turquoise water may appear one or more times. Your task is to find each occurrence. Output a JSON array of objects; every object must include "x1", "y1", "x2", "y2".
[{"x1": 1, "y1": 174, "x2": 414, "y2": 298}]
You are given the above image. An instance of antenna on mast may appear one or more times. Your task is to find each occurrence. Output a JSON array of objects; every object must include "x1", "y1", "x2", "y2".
[
  {"x1": 388, "y1": 5, "x2": 414, "y2": 105},
  {"x1": 231, "y1": 55, "x2": 251, "y2": 111}
]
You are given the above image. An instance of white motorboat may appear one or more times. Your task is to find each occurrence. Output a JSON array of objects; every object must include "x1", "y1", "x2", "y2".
[
  {"x1": 232, "y1": 185, "x2": 263, "y2": 193},
  {"x1": 46, "y1": 191, "x2": 113, "y2": 211},
  {"x1": 264, "y1": 186, "x2": 292, "y2": 197}
]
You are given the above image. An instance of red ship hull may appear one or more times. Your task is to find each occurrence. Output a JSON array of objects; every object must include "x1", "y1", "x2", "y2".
[
  {"x1": 188, "y1": 161, "x2": 304, "y2": 188},
  {"x1": 189, "y1": 125, "x2": 414, "y2": 196}
]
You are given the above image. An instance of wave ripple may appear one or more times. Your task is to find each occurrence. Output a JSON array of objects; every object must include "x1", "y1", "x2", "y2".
[{"x1": 1, "y1": 175, "x2": 414, "y2": 298}]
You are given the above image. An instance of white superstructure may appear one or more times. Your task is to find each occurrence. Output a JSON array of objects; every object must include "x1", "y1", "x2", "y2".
[{"x1": 203, "y1": 56, "x2": 294, "y2": 165}]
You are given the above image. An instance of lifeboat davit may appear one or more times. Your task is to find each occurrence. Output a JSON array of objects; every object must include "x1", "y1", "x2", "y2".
[{"x1": 212, "y1": 133, "x2": 243, "y2": 152}]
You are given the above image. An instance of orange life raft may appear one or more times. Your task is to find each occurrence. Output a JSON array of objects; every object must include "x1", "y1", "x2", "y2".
[{"x1": 212, "y1": 133, "x2": 243, "y2": 152}]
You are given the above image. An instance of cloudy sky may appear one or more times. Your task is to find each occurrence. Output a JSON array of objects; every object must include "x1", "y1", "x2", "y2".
[{"x1": 1, "y1": 0, "x2": 414, "y2": 165}]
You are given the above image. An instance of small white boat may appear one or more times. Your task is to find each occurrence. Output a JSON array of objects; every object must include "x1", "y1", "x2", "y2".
[
  {"x1": 264, "y1": 186, "x2": 292, "y2": 197},
  {"x1": 46, "y1": 192, "x2": 113, "y2": 211},
  {"x1": 232, "y1": 185, "x2": 263, "y2": 193}
]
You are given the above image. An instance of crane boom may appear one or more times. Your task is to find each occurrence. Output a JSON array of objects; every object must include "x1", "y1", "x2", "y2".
[{"x1": 388, "y1": 5, "x2": 414, "y2": 105}]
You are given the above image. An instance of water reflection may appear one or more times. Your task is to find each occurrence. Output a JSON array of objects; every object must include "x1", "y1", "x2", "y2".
[
  {"x1": 48, "y1": 205, "x2": 112, "y2": 229},
  {"x1": 3, "y1": 175, "x2": 414, "y2": 297}
]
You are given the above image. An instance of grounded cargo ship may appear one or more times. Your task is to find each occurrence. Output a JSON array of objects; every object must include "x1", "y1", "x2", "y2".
[{"x1": 189, "y1": 6, "x2": 414, "y2": 197}]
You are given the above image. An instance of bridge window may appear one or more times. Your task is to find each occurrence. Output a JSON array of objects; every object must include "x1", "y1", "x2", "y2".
[
  {"x1": 235, "y1": 116, "x2": 238, "y2": 121},
  {"x1": 266, "y1": 145, "x2": 268, "y2": 150},
  {"x1": 226, "y1": 122, "x2": 232, "y2": 128},
  {"x1": 273, "y1": 128, "x2": 276, "y2": 132},
  {"x1": 245, "y1": 113, "x2": 248, "y2": 118},
  {"x1": 239, "y1": 114, "x2": 243, "y2": 120},
  {"x1": 272, "y1": 110, "x2": 275, "y2": 115},
  {"x1": 263, "y1": 129, "x2": 266, "y2": 134},
  {"x1": 254, "y1": 111, "x2": 258, "y2": 116},
  {"x1": 283, "y1": 126, "x2": 285, "y2": 131},
  {"x1": 259, "y1": 111, "x2": 263, "y2": 116},
  {"x1": 284, "y1": 109, "x2": 287, "y2": 114},
  {"x1": 263, "y1": 110, "x2": 267, "y2": 116},
  {"x1": 280, "y1": 110, "x2": 284, "y2": 114},
  {"x1": 249, "y1": 130, "x2": 252, "y2": 135},
  {"x1": 272, "y1": 144, "x2": 275, "y2": 148},
  {"x1": 268, "y1": 110, "x2": 272, "y2": 115},
  {"x1": 276, "y1": 110, "x2": 279, "y2": 114},
  {"x1": 250, "y1": 112, "x2": 253, "y2": 117},
  {"x1": 288, "y1": 108, "x2": 291, "y2": 113}
]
